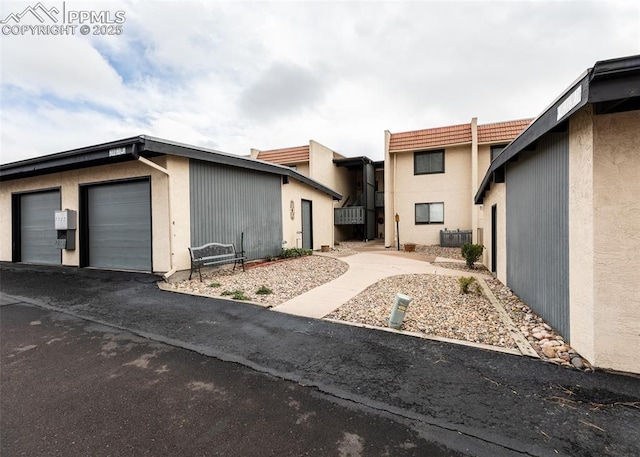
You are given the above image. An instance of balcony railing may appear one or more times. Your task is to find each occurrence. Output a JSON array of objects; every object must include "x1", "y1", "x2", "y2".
[{"x1": 334, "y1": 206, "x2": 364, "y2": 225}]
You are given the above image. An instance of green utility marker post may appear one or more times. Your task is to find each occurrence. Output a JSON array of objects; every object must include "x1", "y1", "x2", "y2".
[{"x1": 388, "y1": 293, "x2": 412, "y2": 329}]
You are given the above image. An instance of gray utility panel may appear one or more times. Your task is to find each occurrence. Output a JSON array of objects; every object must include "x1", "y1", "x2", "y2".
[
  {"x1": 20, "y1": 190, "x2": 61, "y2": 265},
  {"x1": 86, "y1": 179, "x2": 152, "y2": 271},
  {"x1": 190, "y1": 160, "x2": 283, "y2": 260},
  {"x1": 506, "y1": 131, "x2": 569, "y2": 339}
]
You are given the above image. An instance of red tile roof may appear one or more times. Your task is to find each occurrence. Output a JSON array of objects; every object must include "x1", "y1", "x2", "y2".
[
  {"x1": 389, "y1": 119, "x2": 533, "y2": 152},
  {"x1": 389, "y1": 123, "x2": 471, "y2": 152},
  {"x1": 478, "y1": 119, "x2": 533, "y2": 144},
  {"x1": 257, "y1": 145, "x2": 309, "y2": 165}
]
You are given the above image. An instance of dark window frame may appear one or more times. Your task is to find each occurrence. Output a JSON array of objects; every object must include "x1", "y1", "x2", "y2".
[
  {"x1": 414, "y1": 150, "x2": 445, "y2": 175},
  {"x1": 415, "y1": 202, "x2": 445, "y2": 225}
]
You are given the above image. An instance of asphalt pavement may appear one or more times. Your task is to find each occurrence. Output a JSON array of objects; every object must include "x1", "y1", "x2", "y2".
[
  {"x1": 1, "y1": 304, "x2": 460, "y2": 456},
  {"x1": 1, "y1": 262, "x2": 639, "y2": 457}
]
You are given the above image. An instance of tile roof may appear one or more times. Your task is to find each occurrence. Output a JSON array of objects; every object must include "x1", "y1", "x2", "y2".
[
  {"x1": 257, "y1": 145, "x2": 310, "y2": 165},
  {"x1": 389, "y1": 123, "x2": 471, "y2": 152},
  {"x1": 389, "y1": 118, "x2": 533, "y2": 152},
  {"x1": 477, "y1": 119, "x2": 533, "y2": 144}
]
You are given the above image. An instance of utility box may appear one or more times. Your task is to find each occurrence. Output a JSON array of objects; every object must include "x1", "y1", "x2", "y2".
[
  {"x1": 388, "y1": 293, "x2": 412, "y2": 329},
  {"x1": 54, "y1": 210, "x2": 76, "y2": 250},
  {"x1": 55, "y1": 210, "x2": 77, "y2": 230}
]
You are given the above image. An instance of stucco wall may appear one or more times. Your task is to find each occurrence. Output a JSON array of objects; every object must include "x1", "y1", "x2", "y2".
[
  {"x1": 165, "y1": 156, "x2": 191, "y2": 272},
  {"x1": 390, "y1": 145, "x2": 473, "y2": 246},
  {"x1": 0, "y1": 156, "x2": 191, "y2": 273},
  {"x1": 281, "y1": 179, "x2": 334, "y2": 251},
  {"x1": 478, "y1": 182, "x2": 507, "y2": 284},
  {"x1": 307, "y1": 141, "x2": 352, "y2": 242},
  {"x1": 568, "y1": 105, "x2": 596, "y2": 362},
  {"x1": 591, "y1": 109, "x2": 640, "y2": 373}
]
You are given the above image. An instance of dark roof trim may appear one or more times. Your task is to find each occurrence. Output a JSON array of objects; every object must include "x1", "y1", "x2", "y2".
[
  {"x1": 141, "y1": 136, "x2": 342, "y2": 200},
  {"x1": 0, "y1": 136, "x2": 144, "y2": 180},
  {"x1": 1, "y1": 135, "x2": 342, "y2": 200},
  {"x1": 475, "y1": 54, "x2": 640, "y2": 204},
  {"x1": 333, "y1": 156, "x2": 374, "y2": 168}
]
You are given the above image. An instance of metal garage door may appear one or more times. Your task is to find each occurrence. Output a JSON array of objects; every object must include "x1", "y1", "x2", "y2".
[
  {"x1": 87, "y1": 180, "x2": 151, "y2": 271},
  {"x1": 20, "y1": 190, "x2": 61, "y2": 264}
]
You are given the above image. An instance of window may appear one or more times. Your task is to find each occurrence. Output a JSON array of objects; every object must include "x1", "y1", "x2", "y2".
[
  {"x1": 414, "y1": 150, "x2": 444, "y2": 175},
  {"x1": 415, "y1": 202, "x2": 444, "y2": 224},
  {"x1": 491, "y1": 145, "x2": 507, "y2": 161}
]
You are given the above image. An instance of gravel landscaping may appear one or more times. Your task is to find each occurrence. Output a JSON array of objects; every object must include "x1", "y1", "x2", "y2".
[
  {"x1": 166, "y1": 255, "x2": 349, "y2": 307},
  {"x1": 327, "y1": 274, "x2": 517, "y2": 349},
  {"x1": 167, "y1": 247, "x2": 590, "y2": 368}
]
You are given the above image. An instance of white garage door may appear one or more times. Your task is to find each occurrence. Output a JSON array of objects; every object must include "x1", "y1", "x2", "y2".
[
  {"x1": 87, "y1": 180, "x2": 151, "y2": 271},
  {"x1": 20, "y1": 190, "x2": 61, "y2": 265}
]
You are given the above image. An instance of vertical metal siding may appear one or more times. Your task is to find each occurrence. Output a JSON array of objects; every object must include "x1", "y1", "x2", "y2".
[
  {"x1": 190, "y1": 160, "x2": 283, "y2": 260},
  {"x1": 506, "y1": 132, "x2": 570, "y2": 339}
]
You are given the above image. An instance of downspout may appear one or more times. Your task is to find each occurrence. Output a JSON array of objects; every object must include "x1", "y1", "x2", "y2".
[{"x1": 137, "y1": 155, "x2": 177, "y2": 280}]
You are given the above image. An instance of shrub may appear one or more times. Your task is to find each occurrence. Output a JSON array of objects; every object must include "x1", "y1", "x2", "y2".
[
  {"x1": 221, "y1": 289, "x2": 250, "y2": 300},
  {"x1": 458, "y1": 276, "x2": 477, "y2": 294},
  {"x1": 279, "y1": 247, "x2": 313, "y2": 258},
  {"x1": 209, "y1": 282, "x2": 222, "y2": 288},
  {"x1": 256, "y1": 285, "x2": 273, "y2": 295},
  {"x1": 461, "y1": 243, "x2": 484, "y2": 268}
]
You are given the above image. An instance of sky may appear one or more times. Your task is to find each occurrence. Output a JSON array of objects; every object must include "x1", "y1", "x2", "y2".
[{"x1": 1, "y1": 0, "x2": 638, "y2": 164}]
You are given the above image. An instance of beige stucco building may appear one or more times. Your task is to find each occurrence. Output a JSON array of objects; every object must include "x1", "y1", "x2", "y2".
[
  {"x1": 1, "y1": 136, "x2": 340, "y2": 276},
  {"x1": 252, "y1": 140, "x2": 383, "y2": 244},
  {"x1": 475, "y1": 55, "x2": 640, "y2": 374},
  {"x1": 384, "y1": 118, "x2": 531, "y2": 249}
]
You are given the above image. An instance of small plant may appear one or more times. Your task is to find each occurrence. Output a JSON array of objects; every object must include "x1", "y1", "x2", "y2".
[
  {"x1": 459, "y1": 276, "x2": 476, "y2": 294},
  {"x1": 209, "y1": 282, "x2": 222, "y2": 288},
  {"x1": 459, "y1": 276, "x2": 482, "y2": 295},
  {"x1": 279, "y1": 247, "x2": 313, "y2": 258},
  {"x1": 461, "y1": 243, "x2": 484, "y2": 268},
  {"x1": 256, "y1": 285, "x2": 273, "y2": 295},
  {"x1": 221, "y1": 289, "x2": 250, "y2": 300}
]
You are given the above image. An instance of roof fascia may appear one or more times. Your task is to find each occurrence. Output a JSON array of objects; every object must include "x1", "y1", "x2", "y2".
[
  {"x1": 142, "y1": 136, "x2": 342, "y2": 200},
  {"x1": 0, "y1": 136, "x2": 144, "y2": 181}
]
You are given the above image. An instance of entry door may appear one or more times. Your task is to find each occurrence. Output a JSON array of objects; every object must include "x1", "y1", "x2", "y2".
[
  {"x1": 86, "y1": 180, "x2": 151, "y2": 271},
  {"x1": 491, "y1": 204, "x2": 497, "y2": 273},
  {"x1": 19, "y1": 190, "x2": 61, "y2": 264},
  {"x1": 301, "y1": 200, "x2": 313, "y2": 250}
]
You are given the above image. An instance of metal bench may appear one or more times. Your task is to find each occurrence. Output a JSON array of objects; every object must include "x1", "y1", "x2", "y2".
[{"x1": 188, "y1": 242, "x2": 246, "y2": 281}]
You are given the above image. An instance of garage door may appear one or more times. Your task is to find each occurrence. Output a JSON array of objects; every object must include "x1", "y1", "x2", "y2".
[
  {"x1": 20, "y1": 190, "x2": 61, "y2": 264},
  {"x1": 87, "y1": 180, "x2": 151, "y2": 271}
]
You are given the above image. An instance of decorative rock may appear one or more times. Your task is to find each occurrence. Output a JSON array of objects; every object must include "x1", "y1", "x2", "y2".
[
  {"x1": 542, "y1": 345, "x2": 557, "y2": 358},
  {"x1": 571, "y1": 357, "x2": 585, "y2": 370}
]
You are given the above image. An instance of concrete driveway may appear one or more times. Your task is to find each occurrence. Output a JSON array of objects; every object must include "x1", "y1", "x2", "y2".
[{"x1": 1, "y1": 262, "x2": 639, "y2": 457}]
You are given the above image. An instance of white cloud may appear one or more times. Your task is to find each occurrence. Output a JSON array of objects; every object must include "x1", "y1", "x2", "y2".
[{"x1": 1, "y1": 0, "x2": 639, "y2": 164}]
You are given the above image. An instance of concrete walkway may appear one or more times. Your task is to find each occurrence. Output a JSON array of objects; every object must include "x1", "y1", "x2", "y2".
[{"x1": 272, "y1": 249, "x2": 489, "y2": 318}]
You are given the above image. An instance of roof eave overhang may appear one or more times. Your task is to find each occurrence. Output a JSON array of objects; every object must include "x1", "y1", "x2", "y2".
[
  {"x1": 0, "y1": 136, "x2": 146, "y2": 181},
  {"x1": 141, "y1": 136, "x2": 341, "y2": 200},
  {"x1": 475, "y1": 55, "x2": 640, "y2": 205},
  {"x1": 474, "y1": 57, "x2": 640, "y2": 205},
  {"x1": 1, "y1": 135, "x2": 342, "y2": 200}
]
